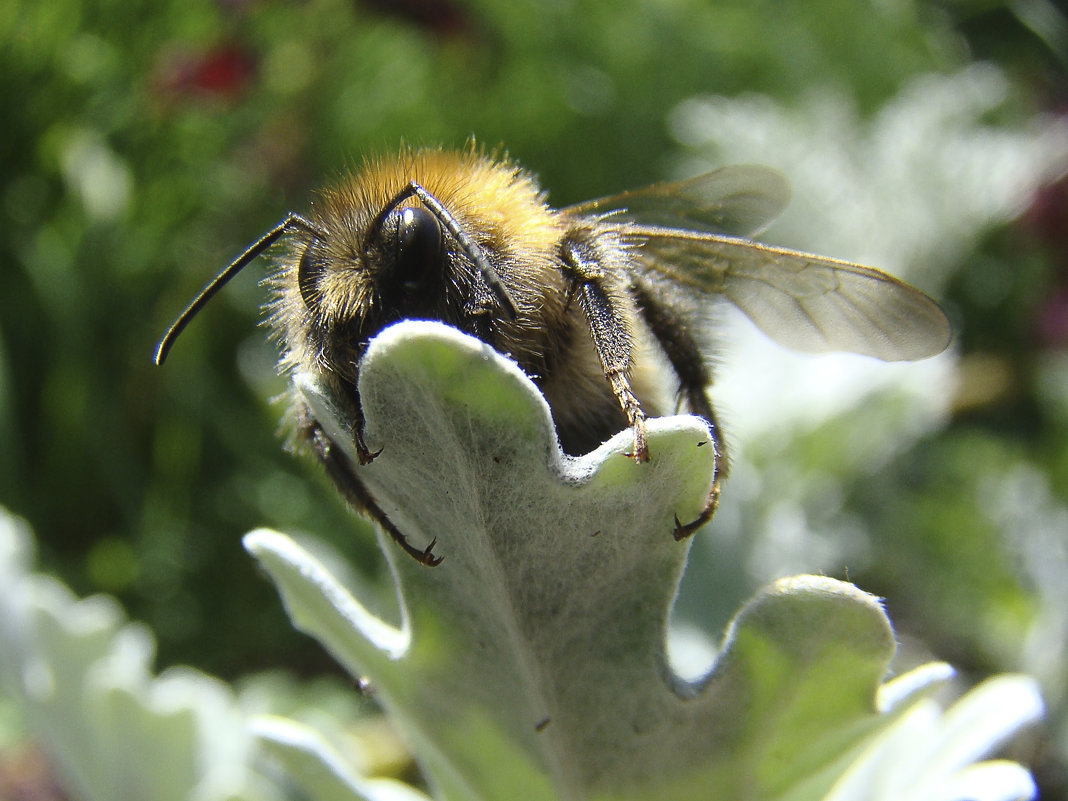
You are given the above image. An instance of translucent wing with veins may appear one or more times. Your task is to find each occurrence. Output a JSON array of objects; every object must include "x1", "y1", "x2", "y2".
[
  {"x1": 564, "y1": 164, "x2": 791, "y2": 238},
  {"x1": 625, "y1": 229, "x2": 952, "y2": 361},
  {"x1": 565, "y1": 166, "x2": 951, "y2": 362}
]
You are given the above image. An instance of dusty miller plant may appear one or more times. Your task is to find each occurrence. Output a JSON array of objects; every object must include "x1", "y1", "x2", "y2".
[
  {"x1": 8, "y1": 61, "x2": 1068, "y2": 793},
  {"x1": 0, "y1": 321, "x2": 1046, "y2": 800},
  {"x1": 247, "y1": 321, "x2": 1042, "y2": 801}
]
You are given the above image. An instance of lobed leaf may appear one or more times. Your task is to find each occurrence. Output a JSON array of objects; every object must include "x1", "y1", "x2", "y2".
[{"x1": 247, "y1": 322, "x2": 956, "y2": 801}]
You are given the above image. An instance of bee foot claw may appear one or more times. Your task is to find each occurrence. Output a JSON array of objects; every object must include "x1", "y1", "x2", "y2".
[
  {"x1": 357, "y1": 446, "x2": 383, "y2": 465},
  {"x1": 672, "y1": 483, "x2": 720, "y2": 541},
  {"x1": 418, "y1": 538, "x2": 443, "y2": 567},
  {"x1": 673, "y1": 514, "x2": 702, "y2": 541},
  {"x1": 624, "y1": 446, "x2": 651, "y2": 463}
]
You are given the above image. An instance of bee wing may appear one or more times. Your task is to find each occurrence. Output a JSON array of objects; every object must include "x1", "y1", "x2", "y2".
[
  {"x1": 563, "y1": 165, "x2": 790, "y2": 238},
  {"x1": 628, "y1": 227, "x2": 952, "y2": 362}
]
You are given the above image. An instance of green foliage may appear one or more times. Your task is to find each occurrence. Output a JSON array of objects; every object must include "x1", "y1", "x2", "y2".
[{"x1": 2, "y1": 0, "x2": 1067, "y2": 796}]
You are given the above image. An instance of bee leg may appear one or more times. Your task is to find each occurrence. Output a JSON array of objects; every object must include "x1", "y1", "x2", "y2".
[
  {"x1": 672, "y1": 487, "x2": 719, "y2": 541},
  {"x1": 562, "y1": 235, "x2": 649, "y2": 462},
  {"x1": 296, "y1": 404, "x2": 442, "y2": 566},
  {"x1": 352, "y1": 406, "x2": 382, "y2": 465},
  {"x1": 629, "y1": 280, "x2": 725, "y2": 538}
]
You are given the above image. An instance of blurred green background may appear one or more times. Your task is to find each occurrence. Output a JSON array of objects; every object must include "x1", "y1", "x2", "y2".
[{"x1": 2, "y1": 0, "x2": 1067, "y2": 795}]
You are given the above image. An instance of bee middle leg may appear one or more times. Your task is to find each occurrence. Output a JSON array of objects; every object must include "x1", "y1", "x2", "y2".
[
  {"x1": 629, "y1": 280, "x2": 726, "y2": 539},
  {"x1": 562, "y1": 235, "x2": 649, "y2": 462}
]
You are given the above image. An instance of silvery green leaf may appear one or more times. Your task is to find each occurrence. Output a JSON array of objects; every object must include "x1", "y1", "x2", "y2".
[
  {"x1": 826, "y1": 674, "x2": 1043, "y2": 801},
  {"x1": 252, "y1": 716, "x2": 432, "y2": 801},
  {"x1": 246, "y1": 321, "x2": 962, "y2": 801},
  {"x1": 0, "y1": 508, "x2": 277, "y2": 801}
]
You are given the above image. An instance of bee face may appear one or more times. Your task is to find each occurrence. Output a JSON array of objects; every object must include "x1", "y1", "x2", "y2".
[
  {"x1": 157, "y1": 146, "x2": 951, "y2": 564},
  {"x1": 272, "y1": 149, "x2": 570, "y2": 390}
]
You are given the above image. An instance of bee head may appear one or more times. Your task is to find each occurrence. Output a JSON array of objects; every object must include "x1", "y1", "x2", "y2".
[{"x1": 155, "y1": 149, "x2": 535, "y2": 375}]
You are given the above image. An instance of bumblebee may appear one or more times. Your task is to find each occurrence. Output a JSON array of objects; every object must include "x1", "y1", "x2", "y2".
[{"x1": 157, "y1": 147, "x2": 950, "y2": 565}]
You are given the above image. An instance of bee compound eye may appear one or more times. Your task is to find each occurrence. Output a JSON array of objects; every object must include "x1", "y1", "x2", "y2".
[
  {"x1": 395, "y1": 206, "x2": 442, "y2": 289},
  {"x1": 297, "y1": 241, "x2": 325, "y2": 308}
]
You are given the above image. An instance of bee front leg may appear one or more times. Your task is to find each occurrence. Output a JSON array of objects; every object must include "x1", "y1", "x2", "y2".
[
  {"x1": 562, "y1": 234, "x2": 649, "y2": 463},
  {"x1": 295, "y1": 404, "x2": 441, "y2": 566},
  {"x1": 352, "y1": 404, "x2": 382, "y2": 465}
]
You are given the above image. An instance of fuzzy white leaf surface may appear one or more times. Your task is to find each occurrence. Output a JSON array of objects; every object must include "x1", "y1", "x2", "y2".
[{"x1": 247, "y1": 321, "x2": 965, "y2": 801}]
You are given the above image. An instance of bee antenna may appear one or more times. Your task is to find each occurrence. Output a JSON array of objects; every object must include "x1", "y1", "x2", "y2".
[
  {"x1": 372, "y1": 181, "x2": 519, "y2": 320},
  {"x1": 154, "y1": 213, "x2": 323, "y2": 366}
]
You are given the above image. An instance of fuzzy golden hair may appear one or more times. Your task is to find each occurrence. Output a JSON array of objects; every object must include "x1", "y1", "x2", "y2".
[{"x1": 267, "y1": 146, "x2": 647, "y2": 450}]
